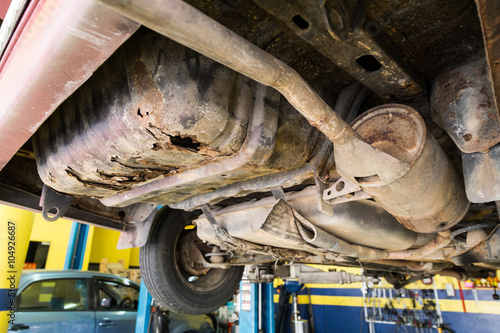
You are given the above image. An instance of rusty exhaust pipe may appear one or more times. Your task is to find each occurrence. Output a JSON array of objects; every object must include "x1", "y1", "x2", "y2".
[
  {"x1": 338, "y1": 105, "x2": 470, "y2": 233},
  {"x1": 99, "y1": 0, "x2": 469, "y2": 233}
]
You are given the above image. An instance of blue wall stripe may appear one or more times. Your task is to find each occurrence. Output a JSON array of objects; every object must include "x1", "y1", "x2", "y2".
[
  {"x1": 64, "y1": 222, "x2": 79, "y2": 270},
  {"x1": 275, "y1": 302, "x2": 500, "y2": 333}
]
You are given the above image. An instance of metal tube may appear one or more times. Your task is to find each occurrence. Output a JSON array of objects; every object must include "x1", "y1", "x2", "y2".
[
  {"x1": 386, "y1": 231, "x2": 451, "y2": 260},
  {"x1": 196, "y1": 186, "x2": 422, "y2": 251},
  {"x1": 294, "y1": 211, "x2": 385, "y2": 259},
  {"x1": 432, "y1": 279, "x2": 443, "y2": 327},
  {"x1": 295, "y1": 209, "x2": 451, "y2": 260},
  {"x1": 99, "y1": 0, "x2": 410, "y2": 185}
]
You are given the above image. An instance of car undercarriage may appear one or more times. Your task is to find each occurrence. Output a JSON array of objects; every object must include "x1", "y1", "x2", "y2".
[{"x1": 1, "y1": 0, "x2": 500, "y2": 315}]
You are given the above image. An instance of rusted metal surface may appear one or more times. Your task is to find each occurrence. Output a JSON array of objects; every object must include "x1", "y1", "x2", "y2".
[
  {"x1": 171, "y1": 137, "x2": 333, "y2": 211},
  {"x1": 39, "y1": 185, "x2": 74, "y2": 222},
  {"x1": 36, "y1": 26, "x2": 327, "y2": 207},
  {"x1": 366, "y1": 0, "x2": 483, "y2": 84},
  {"x1": 100, "y1": 0, "x2": 413, "y2": 191},
  {"x1": 475, "y1": 0, "x2": 500, "y2": 120},
  {"x1": 0, "y1": 183, "x2": 126, "y2": 231},
  {"x1": 171, "y1": 164, "x2": 315, "y2": 211},
  {"x1": 116, "y1": 208, "x2": 158, "y2": 249},
  {"x1": 293, "y1": 204, "x2": 385, "y2": 259},
  {"x1": 339, "y1": 104, "x2": 470, "y2": 233},
  {"x1": 0, "y1": 0, "x2": 140, "y2": 172},
  {"x1": 431, "y1": 58, "x2": 500, "y2": 202},
  {"x1": 195, "y1": 185, "x2": 422, "y2": 251},
  {"x1": 98, "y1": 82, "x2": 279, "y2": 207},
  {"x1": 385, "y1": 231, "x2": 452, "y2": 260},
  {"x1": 431, "y1": 58, "x2": 500, "y2": 154},
  {"x1": 0, "y1": 154, "x2": 153, "y2": 229},
  {"x1": 178, "y1": 231, "x2": 212, "y2": 276},
  {"x1": 463, "y1": 143, "x2": 500, "y2": 202},
  {"x1": 322, "y1": 177, "x2": 372, "y2": 205},
  {"x1": 196, "y1": 191, "x2": 448, "y2": 260},
  {"x1": 34, "y1": 29, "x2": 254, "y2": 197},
  {"x1": 253, "y1": 0, "x2": 424, "y2": 100},
  {"x1": 452, "y1": 225, "x2": 500, "y2": 265}
]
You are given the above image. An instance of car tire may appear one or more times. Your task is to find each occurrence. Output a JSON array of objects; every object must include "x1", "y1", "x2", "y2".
[{"x1": 140, "y1": 208, "x2": 244, "y2": 315}]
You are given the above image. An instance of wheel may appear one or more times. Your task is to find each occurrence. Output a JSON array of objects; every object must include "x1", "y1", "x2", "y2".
[{"x1": 140, "y1": 208, "x2": 244, "y2": 315}]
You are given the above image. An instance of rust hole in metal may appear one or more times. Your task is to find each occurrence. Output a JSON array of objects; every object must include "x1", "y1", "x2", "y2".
[
  {"x1": 170, "y1": 135, "x2": 201, "y2": 150},
  {"x1": 65, "y1": 167, "x2": 128, "y2": 191},
  {"x1": 98, "y1": 170, "x2": 160, "y2": 184},
  {"x1": 356, "y1": 55, "x2": 382, "y2": 72},
  {"x1": 463, "y1": 133, "x2": 472, "y2": 141},
  {"x1": 118, "y1": 211, "x2": 126, "y2": 219},
  {"x1": 292, "y1": 15, "x2": 309, "y2": 30},
  {"x1": 137, "y1": 108, "x2": 150, "y2": 118}
]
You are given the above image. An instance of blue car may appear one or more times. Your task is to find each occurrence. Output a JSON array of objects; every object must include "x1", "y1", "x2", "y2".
[
  {"x1": 8, "y1": 270, "x2": 139, "y2": 333},
  {"x1": 8, "y1": 270, "x2": 216, "y2": 333}
]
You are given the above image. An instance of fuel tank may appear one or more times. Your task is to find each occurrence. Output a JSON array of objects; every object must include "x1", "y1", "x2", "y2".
[{"x1": 33, "y1": 29, "x2": 323, "y2": 204}]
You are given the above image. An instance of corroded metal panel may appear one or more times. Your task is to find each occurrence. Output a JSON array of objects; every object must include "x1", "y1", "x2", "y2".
[
  {"x1": 431, "y1": 58, "x2": 500, "y2": 154},
  {"x1": 35, "y1": 30, "x2": 322, "y2": 206},
  {"x1": 475, "y1": 0, "x2": 500, "y2": 121}
]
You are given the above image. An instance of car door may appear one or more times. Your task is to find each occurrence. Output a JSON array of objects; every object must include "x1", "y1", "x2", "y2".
[
  {"x1": 93, "y1": 278, "x2": 138, "y2": 333},
  {"x1": 9, "y1": 278, "x2": 95, "y2": 333}
]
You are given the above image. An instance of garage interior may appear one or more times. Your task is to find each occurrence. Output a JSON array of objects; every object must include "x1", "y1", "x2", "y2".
[
  {"x1": 2, "y1": 204, "x2": 500, "y2": 333},
  {"x1": 2, "y1": 0, "x2": 500, "y2": 332}
]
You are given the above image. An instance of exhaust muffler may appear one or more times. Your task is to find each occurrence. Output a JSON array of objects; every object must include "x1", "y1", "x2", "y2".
[{"x1": 335, "y1": 104, "x2": 470, "y2": 233}]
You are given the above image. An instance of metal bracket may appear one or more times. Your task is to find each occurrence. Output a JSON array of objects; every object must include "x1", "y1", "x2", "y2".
[
  {"x1": 271, "y1": 187, "x2": 286, "y2": 201},
  {"x1": 323, "y1": 177, "x2": 371, "y2": 205},
  {"x1": 39, "y1": 185, "x2": 75, "y2": 221},
  {"x1": 314, "y1": 176, "x2": 334, "y2": 216},
  {"x1": 116, "y1": 208, "x2": 157, "y2": 249}
]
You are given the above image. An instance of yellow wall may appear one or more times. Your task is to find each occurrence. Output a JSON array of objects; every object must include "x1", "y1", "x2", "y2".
[
  {"x1": 0, "y1": 205, "x2": 35, "y2": 332},
  {"x1": 81, "y1": 226, "x2": 95, "y2": 270},
  {"x1": 29, "y1": 214, "x2": 73, "y2": 270},
  {"x1": 130, "y1": 247, "x2": 140, "y2": 267},
  {"x1": 89, "y1": 228, "x2": 137, "y2": 269},
  {"x1": 1, "y1": 206, "x2": 135, "y2": 271},
  {"x1": 28, "y1": 212, "x2": 138, "y2": 271}
]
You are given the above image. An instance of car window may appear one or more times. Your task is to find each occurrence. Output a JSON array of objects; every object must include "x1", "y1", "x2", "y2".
[
  {"x1": 96, "y1": 280, "x2": 139, "y2": 311},
  {"x1": 18, "y1": 278, "x2": 88, "y2": 311}
]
